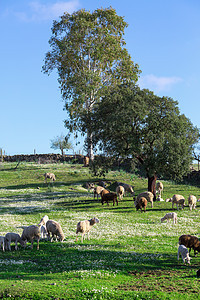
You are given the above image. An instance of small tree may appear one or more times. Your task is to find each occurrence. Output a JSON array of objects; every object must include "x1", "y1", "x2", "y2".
[{"x1": 50, "y1": 134, "x2": 73, "y2": 156}]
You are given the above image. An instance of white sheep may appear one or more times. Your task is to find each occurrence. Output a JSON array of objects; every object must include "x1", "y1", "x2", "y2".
[
  {"x1": 0, "y1": 236, "x2": 5, "y2": 252},
  {"x1": 46, "y1": 220, "x2": 65, "y2": 242},
  {"x1": 167, "y1": 194, "x2": 185, "y2": 210},
  {"x1": 21, "y1": 225, "x2": 40, "y2": 250},
  {"x1": 38, "y1": 215, "x2": 49, "y2": 239},
  {"x1": 117, "y1": 182, "x2": 134, "y2": 196},
  {"x1": 44, "y1": 172, "x2": 56, "y2": 183},
  {"x1": 94, "y1": 186, "x2": 105, "y2": 201},
  {"x1": 136, "y1": 191, "x2": 154, "y2": 208},
  {"x1": 177, "y1": 244, "x2": 191, "y2": 264},
  {"x1": 161, "y1": 212, "x2": 177, "y2": 224},
  {"x1": 5, "y1": 233, "x2": 25, "y2": 251},
  {"x1": 188, "y1": 195, "x2": 197, "y2": 211},
  {"x1": 116, "y1": 185, "x2": 125, "y2": 200},
  {"x1": 156, "y1": 181, "x2": 163, "y2": 197},
  {"x1": 76, "y1": 217, "x2": 100, "y2": 243}
]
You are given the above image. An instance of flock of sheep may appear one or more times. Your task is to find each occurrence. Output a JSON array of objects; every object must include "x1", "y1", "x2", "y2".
[{"x1": 1, "y1": 172, "x2": 199, "y2": 270}]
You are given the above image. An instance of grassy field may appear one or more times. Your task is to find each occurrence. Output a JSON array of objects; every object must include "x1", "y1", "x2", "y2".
[{"x1": 0, "y1": 161, "x2": 200, "y2": 299}]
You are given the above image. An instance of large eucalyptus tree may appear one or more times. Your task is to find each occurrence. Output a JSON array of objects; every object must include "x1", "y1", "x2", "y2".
[{"x1": 43, "y1": 7, "x2": 140, "y2": 159}]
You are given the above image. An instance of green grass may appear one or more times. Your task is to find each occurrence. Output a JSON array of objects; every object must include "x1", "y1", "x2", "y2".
[{"x1": 0, "y1": 162, "x2": 200, "y2": 299}]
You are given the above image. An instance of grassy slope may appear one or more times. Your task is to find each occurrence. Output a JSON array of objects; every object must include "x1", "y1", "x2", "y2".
[{"x1": 0, "y1": 162, "x2": 200, "y2": 299}]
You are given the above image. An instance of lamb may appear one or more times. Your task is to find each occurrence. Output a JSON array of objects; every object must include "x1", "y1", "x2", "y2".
[
  {"x1": 117, "y1": 182, "x2": 134, "y2": 196},
  {"x1": 44, "y1": 172, "x2": 56, "y2": 183},
  {"x1": 101, "y1": 192, "x2": 118, "y2": 206},
  {"x1": 38, "y1": 215, "x2": 49, "y2": 239},
  {"x1": 156, "y1": 181, "x2": 163, "y2": 197},
  {"x1": 177, "y1": 244, "x2": 191, "y2": 264},
  {"x1": 134, "y1": 197, "x2": 147, "y2": 212},
  {"x1": 46, "y1": 220, "x2": 65, "y2": 242},
  {"x1": 94, "y1": 186, "x2": 105, "y2": 201},
  {"x1": 116, "y1": 185, "x2": 125, "y2": 201},
  {"x1": 179, "y1": 234, "x2": 200, "y2": 256},
  {"x1": 38, "y1": 215, "x2": 49, "y2": 227},
  {"x1": 76, "y1": 217, "x2": 100, "y2": 243},
  {"x1": 0, "y1": 236, "x2": 5, "y2": 252},
  {"x1": 169, "y1": 194, "x2": 185, "y2": 210},
  {"x1": 188, "y1": 195, "x2": 197, "y2": 211},
  {"x1": 5, "y1": 233, "x2": 25, "y2": 251},
  {"x1": 21, "y1": 225, "x2": 40, "y2": 250},
  {"x1": 135, "y1": 191, "x2": 154, "y2": 208},
  {"x1": 161, "y1": 212, "x2": 177, "y2": 224}
]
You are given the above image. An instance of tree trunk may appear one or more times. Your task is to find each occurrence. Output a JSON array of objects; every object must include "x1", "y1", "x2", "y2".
[
  {"x1": 87, "y1": 131, "x2": 94, "y2": 161},
  {"x1": 147, "y1": 174, "x2": 157, "y2": 201}
]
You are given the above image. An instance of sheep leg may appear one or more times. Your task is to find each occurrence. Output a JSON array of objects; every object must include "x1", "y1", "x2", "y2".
[
  {"x1": 81, "y1": 233, "x2": 84, "y2": 243},
  {"x1": 15, "y1": 241, "x2": 18, "y2": 251},
  {"x1": 36, "y1": 238, "x2": 39, "y2": 250},
  {"x1": 87, "y1": 232, "x2": 90, "y2": 240},
  {"x1": 2, "y1": 241, "x2": 4, "y2": 252}
]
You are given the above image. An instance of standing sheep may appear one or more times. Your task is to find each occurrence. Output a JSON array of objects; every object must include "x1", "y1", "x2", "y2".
[
  {"x1": 136, "y1": 191, "x2": 154, "y2": 208},
  {"x1": 116, "y1": 186, "x2": 125, "y2": 201},
  {"x1": 76, "y1": 217, "x2": 100, "y2": 243},
  {"x1": 156, "y1": 181, "x2": 163, "y2": 197},
  {"x1": 5, "y1": 233, "x2": 25, "y2": 251},
  {"x1": 94, "y1": 186, "x2": 105, "y2": 201},
  {"x1": 101, "y1": 192, "x2": 118, "y2": 206},
  {"x1": 177, "y1": 245, "x2": 191, "y2": 264},
  {"x1": 170, "y1": 194, "x2": 185, "y2": 210},
  {"x1": 38, "y1": 215, "x2": 49, "y2": 239},
  {"x1": 46, "y1": 220, "x2": 65, "y2": 242},
  {"x1": 21, "y1": 225, "x2": 40, "y2": 250},
  {"x1": 134, "y1": 197, "x2": 147, "y2": 213},
  {"x1": 188, "y1": 195, "x2": 197, "y2": 211},
  {"x1": 161, "y1": 212, "x2": 177, "y2": 224}
]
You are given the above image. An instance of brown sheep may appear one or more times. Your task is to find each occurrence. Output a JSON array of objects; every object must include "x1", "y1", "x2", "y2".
[
  {"x1": 100, "y1": 189, "x2": 110, "y2": 199},
  {"x1": 101, "y1": 192, "x2": 118, "y2": 206},
  {"x1": 135, "y1": 197, "x2": 147, "y2": 212},
  {"x1": 179, "y1": 234, "x2": 200, "y2": 256}
]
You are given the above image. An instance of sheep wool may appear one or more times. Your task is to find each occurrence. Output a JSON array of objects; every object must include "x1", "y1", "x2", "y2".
[
  {"x1": 177, "y1": 244, "x2": 191, "y2": 264},
  {"x1": 46, "y1": 220, "x2": 65, "y2": 242},
  {"x1": 76, "y1": 217, "x2": 100, "y2": 243}
]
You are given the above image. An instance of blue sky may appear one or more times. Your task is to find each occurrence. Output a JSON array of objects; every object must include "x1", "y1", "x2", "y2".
[{"x1": 1, "y1": 0, "x2": 200, "y2": 155}]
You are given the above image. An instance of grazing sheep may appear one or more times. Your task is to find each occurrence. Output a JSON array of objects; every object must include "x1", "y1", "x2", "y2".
[
  {"x1": 177, "y1": 244, "x2": 191, "y2": 264},
  {"x1": 94, "y1": 186, "x2": 105, "y2": 201},
  {"x1": 44, "y1": 172, "x2": 56, "y2": 183},
  {"x1": 46, "y1": 220, "x2": 65, "y2": 242},
  {"x1": 188, "y1": 195, "x2": 197, "y2": 211},
  {"x1": 40, "y1": 225, "x2": 48, "y2": 239},
  {"x1": 117, "y1": 182, "x2": 134, "y2": 196},
  {"x1": 134, "y1": 197, "x2": 147, "y2": 212},
  {"x1": 156, "y1": 181, "x2": 163, "y2": 197},
  {"x1": 76, "y1": 217, "x2": 100, "y2": 243},
  {"x1": 5, "y1": 233, "x2": 25, "y2": 251},
  {"x1": 101, "y1": 192, "x2": 118, "y2": 206},
  {"x1": 156, "y1": 195, "x2": 164, "y2": 201},
  {"x1": 21, "y1": 225, "x2": 40, "y2": 250},
  {"x1": 170, "y1": 194, "x2": 185, "y2": 210},
  {"x1": 179, "y1": 234, "x2": 200, "y2": 256},
  {"x1": 136, "y1": 191, "x2": 154, "y2": 208},
  {"x1": 116, "y1": 185, "x2": 125, "y2": 201},
  {"x1": 161, "y1": 212, "x2": 177, "y2": 224},
  {"x1": 0, "y1": 236, "x2": 5, "y2": 252}
]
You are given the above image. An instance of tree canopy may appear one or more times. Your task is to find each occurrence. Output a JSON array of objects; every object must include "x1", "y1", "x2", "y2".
[
  {"x1": 42, "y1": 7, "x2": 140, "y2": 158},
  {"x1": 89, "y1": 84, "x2": 199, "y2": 185}
]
